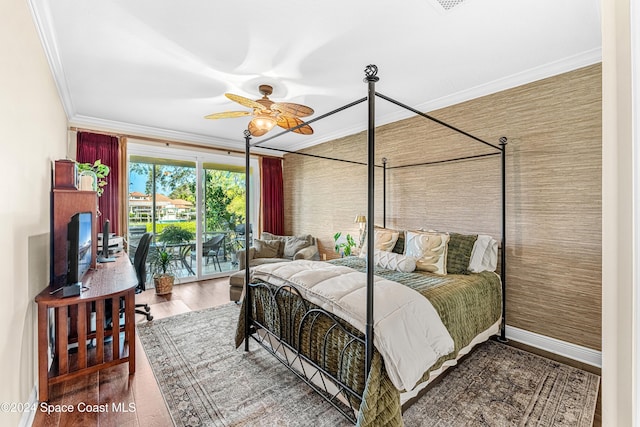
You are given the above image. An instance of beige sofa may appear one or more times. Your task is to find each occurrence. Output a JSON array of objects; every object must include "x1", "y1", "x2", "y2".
[
  {"x1": 230, "y1": 232, "x2": 319, "y2": 301},
  {"x1": 236, "y1": 232, "x2": 319, "y2": 270}
]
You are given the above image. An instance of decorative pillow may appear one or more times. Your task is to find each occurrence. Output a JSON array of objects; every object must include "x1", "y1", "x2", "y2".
[
  {"x1": 468, "y1": 235, "x2": 498, "y2": 272},
  {"x1": 391, "y1": 231, "x2": 405, "y2": 254},
  {"x1": 374, "y1": 249, "x2": 416, "y2": 273},
  {"x1": 359, "y1": 228, "x2": 400, "y2": 257},
  {"x1": 260, "y1": 232, "x2": 284, "y2": 256},
  {"x1": 283, "y1": 236, "x2": 311, "y2": 258},
  {"x1": 447, "y1": 233, "x2": 478, "y2": 274},
  {"x1": 405, "y1": 230, "x2": 449, "y2": 275},
  {"x1": 253, "y1": 239, "x2": 281, "y2": 259}
]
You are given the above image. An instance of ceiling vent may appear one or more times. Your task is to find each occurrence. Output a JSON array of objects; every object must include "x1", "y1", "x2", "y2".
[{"x1": 432, "y1": 0, "x2": 466, "y2": 11}]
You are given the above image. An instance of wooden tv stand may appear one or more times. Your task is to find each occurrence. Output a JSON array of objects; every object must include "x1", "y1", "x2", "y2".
[{"x1": 35, "y1": 253, "x2": 137, "y2": 401}]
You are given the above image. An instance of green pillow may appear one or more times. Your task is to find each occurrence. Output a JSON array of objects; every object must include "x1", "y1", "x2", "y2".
[{"x1": 447, "y1": 233, "x2": 478, "y2": 274}]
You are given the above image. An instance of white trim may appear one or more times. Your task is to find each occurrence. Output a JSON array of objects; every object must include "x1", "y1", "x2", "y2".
[
  {"x1": 62, "y1": 48, "x2": 600, "y2": 154},
  {"x1": 632, "y1": 0, "x2": 640, "y2": 423},
  {"x1": 27, "y1": 0, "x2": 74, "y2": 119},
  {"x1": 505, "y1": 325, "x2": 601, "y2": 368},
  {"x1": 274, "y1": 49, "x2": 603, "y2": 152},
  {"x1": 18, "y1": 385, "x2": 38, "y2": 427}
]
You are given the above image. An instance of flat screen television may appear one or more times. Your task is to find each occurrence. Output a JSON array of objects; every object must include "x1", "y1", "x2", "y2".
[{"x1": 67, "y1": 211, "x2": 92, "y2": 285}]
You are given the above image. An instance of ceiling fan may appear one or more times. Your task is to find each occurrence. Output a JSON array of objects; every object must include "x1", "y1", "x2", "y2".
[{"x1": 205, "y1": 85, "x2": 314, "y2": 137}]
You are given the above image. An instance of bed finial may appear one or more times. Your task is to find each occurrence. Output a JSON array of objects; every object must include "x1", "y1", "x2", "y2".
[
  {"x1": 499, "y1": 136, "x2": 508, "y2": 144},
  {"x1": 364, "y1": 64, "x2": 379, "y2": 82}
]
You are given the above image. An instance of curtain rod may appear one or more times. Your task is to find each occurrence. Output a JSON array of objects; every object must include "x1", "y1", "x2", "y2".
[{"x1": 68, "y1": 126, "x2": 281, "y2": 160}]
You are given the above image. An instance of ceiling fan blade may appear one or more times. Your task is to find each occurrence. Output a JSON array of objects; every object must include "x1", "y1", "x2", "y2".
[
  {"x1": 276, "y1": 116, "x2": 314, "y2": 135},
  {"x1": 204, "y1": 111, "x2": 251, "y2": 120},
  {"x1": 272, "y1": 102, "x2": 314, "y2": 118},
  {"x1": 225, "y1": 93, "x2": 266, "y2": 111}
]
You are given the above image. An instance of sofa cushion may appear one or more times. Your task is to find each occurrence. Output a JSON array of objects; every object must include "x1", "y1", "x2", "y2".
[
  {"x1": 253, "y1": 238, "x2": 281, "y2": 258},
  {"x1": 250, "y1": 257, "x2": 290, "y2": 267},
  {"x1": 284, "y1": 236, "x2": 311, "y2": 258},
  {"x1": 262, "y1": 232, "x2": 313, "y2": 259}
]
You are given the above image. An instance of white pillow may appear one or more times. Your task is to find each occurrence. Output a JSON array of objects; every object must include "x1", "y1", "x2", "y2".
[
  {"x1": 374, "y1": 249, "x2": 416, "y2": 273},
  {"x1": 468, "y1": 235, "x2": 498, "y2": 272},
  {"x1": 405, "y1": 230, "x2": 449, "y2": 275},
  {"x1": 359, "y1": 228, "x2": 400, "y2": 257}
]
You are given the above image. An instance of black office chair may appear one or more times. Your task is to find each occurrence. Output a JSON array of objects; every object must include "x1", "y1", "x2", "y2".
[{"x1": 133, "y1": 232, "x2": 154, "y2": 321}]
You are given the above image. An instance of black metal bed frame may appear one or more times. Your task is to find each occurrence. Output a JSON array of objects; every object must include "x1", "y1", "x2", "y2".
[{"x1": 240, "y1": 65, "x2": 507, "y2": 423}]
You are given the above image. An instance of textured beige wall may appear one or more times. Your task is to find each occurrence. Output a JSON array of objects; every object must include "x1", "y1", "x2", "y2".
[
  {"x1": 283, "y1": 64, "x2": 601, "y2": 351},
  {"x1": 0, "y1": 0, "x2": 68, "y2": 424}
]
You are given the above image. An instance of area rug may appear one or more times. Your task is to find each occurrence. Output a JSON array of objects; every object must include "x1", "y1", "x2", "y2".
[{"x1": 137, "y1": 303, "x2": 599, "y2": 427}]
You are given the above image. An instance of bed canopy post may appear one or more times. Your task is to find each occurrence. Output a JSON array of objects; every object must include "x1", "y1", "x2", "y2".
[
  {"x1": 244, "y1": 129, "x2": 252, "y2": 351},
  {"x1": 364, "y1": 64, "x2": 379, "y2": 376},
  {"x1": 382, "y1": 157, "x2": 387, "y2": 228},
  {"x1": 498, "y1": 136, "x2": 508, "y2": 343}
]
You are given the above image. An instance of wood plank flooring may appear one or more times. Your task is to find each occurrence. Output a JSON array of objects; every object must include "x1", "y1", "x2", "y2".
[
  {"x1": 31, "y1": 277, "x2": 600, "y2": 427},
  {"x1": 32, "y1": 277, "x2": 231, "y2": 427}
]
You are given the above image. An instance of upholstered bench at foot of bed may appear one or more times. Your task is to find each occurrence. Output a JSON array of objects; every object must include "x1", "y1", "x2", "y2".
[{"x1": 229, "y1": 270, "x2": 245, "y2": 302}]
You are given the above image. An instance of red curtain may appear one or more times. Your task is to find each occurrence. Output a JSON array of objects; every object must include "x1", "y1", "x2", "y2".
[
  {"x1": 261, "y1": 157, "x2": 284, "y2": 235},
  {"x1": 77, "y1": 132, "x2": 120, "y2": 235}
]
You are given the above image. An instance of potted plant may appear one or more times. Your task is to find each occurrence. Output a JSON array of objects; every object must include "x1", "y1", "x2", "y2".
[
  {"x1": 333, "y1": 232, "x2": 357, "y2": 257},
  {"x1": 76, "y1": 159, "x2": 110, "y2": 196},
  {"x1": 148, "y1": 247, "x2": 178, "y2": 295}
]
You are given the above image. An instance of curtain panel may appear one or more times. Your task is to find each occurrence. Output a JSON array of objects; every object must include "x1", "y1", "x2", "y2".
[
  {"x1": 260, "y1": 157, "x2": 284, "y2": 235},
  {"x1": 76, "y1": 132, "x2": 121, "y2": 235}
]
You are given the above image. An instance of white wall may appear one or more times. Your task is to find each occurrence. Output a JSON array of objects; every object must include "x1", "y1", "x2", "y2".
[
  {"x1": 601, "y1": 0, "x2": 635, "y2": 426},
  {"x1": 0, "y1": 0, "x2": 68, "y2": 424}
]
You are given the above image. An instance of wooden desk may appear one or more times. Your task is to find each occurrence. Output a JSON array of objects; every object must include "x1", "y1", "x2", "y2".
[{"x1": 35, "y1": 253, "x2": 137, "y2": 401}]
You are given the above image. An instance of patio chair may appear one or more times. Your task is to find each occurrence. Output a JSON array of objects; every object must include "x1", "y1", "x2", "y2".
[{"x1": 192, "y1": 234, "x2": 225, "y2": 271}]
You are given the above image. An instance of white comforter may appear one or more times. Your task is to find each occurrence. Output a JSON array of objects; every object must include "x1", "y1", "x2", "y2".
[{"x1": 251, "y1": 260, "x2": 454, "y2": 391}]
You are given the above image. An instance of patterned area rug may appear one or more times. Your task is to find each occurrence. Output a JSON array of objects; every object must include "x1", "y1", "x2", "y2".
[{"x1": 137, "y1": 303, "x2": 599, "y2": 427}]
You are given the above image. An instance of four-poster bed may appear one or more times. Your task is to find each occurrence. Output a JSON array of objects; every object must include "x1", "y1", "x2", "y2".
[{"x1": 235, "y1": 65, "x2": 507, "y2": 426}]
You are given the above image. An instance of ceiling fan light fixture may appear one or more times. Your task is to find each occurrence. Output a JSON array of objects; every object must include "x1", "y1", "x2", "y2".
[{"x1": 248, "y1": 114, "x2": 277, "y2": 136}]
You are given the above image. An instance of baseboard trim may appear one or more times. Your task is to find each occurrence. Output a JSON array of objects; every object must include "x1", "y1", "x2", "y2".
[
  {"x1": 18, "y1": 385, "x2": 38, "y2": 427},
  {"x1": 505, "y1": 325, "x2": 602, "y2": 368}
]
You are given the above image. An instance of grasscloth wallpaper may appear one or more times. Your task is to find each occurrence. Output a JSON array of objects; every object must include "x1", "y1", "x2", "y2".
[{"x1": 282, "y1": 64, "x2": 601, "y2": 350}]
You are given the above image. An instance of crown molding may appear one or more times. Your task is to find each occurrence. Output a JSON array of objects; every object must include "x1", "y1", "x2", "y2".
[
  {"x1": 28, "y1": 0, "x2": 75, "y2": 119},
  {"x1": 34, "y1": 0, "x2": 601, "y2": 156},
  {"x1": 292, "y1": 48, "x2": 602, "y2": 151}
]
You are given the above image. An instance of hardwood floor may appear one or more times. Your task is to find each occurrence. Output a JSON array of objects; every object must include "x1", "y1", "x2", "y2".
[
  {"x1": 32, "y1": 277, "x2": 601, "y2": 427},
  {"x1": 32, "y1": 277, "x2": 232, "y2": 427}
]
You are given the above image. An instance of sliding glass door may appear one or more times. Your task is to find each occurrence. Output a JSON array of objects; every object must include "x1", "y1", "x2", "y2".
[{"x1": 127, "y1": 143, "x2": 258, "y2": 284}]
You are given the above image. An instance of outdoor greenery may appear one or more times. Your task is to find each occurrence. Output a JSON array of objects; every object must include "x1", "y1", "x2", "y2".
[
  {"x1": 129, "y1": 162, "x2": 246, "y2": 233},
  {"x1": 157, "y1": 225, "x2": 194, "y2": 244}
]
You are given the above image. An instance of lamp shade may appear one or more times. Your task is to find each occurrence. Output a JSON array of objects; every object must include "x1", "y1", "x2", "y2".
[
  {"x1": 248, "y1": 114, "x2": 277, "y2": 136},
  {"x1": 354, "y1": 215, "x2": 366, "y2": 224}
]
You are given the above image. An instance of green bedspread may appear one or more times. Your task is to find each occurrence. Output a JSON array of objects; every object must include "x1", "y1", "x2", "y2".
[{"x1": 235, "y1": 258, "x2": 502, "y2": 426}]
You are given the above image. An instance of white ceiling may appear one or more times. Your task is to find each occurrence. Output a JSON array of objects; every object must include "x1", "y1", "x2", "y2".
[{"x1": 29, "y1": 0, "x2": 601, "y2": 152}]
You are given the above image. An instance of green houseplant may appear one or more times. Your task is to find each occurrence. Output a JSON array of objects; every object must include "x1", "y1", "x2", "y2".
[
  {"x1": 333, "y1": 232, "x2": 357, "y2": 257},
  {"x1": 148, "y1": 247, "x2": 178, "y2": 295}
]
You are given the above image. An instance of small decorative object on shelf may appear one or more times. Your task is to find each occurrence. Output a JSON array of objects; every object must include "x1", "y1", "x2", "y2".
[
  {"x1": 76, "y1": 159, "x2": 110, "y2": 196},
  {"x1": 79, "y1": 170, "x2": 97, "y2": 191}
]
